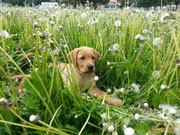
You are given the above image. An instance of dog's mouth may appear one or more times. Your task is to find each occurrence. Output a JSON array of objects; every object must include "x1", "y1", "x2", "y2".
[{"x1": 79, "y1": 70, "x2": 95, "y2": 74}]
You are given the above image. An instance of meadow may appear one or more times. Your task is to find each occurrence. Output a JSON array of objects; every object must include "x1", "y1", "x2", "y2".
[{"x1": 0, "y1": 6, "x2": 180, "y2": 135}]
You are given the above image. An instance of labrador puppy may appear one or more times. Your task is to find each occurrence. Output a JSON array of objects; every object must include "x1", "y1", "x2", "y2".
[{"x1": 14, "y1": 47, "x2": 122, "y2": 106}]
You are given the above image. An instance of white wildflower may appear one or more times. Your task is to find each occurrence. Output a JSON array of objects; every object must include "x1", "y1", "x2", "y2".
[
  {"x1": 134, "y1": 113, "x2": 140, "y2": 120},
  {"x1": 113, "y1": 131, "x2": 118, "y2": 135},
  {"x1": 29, "y1": 115, "x2": 39, "y2": 122},
  {"x1": 107, "y1": 89, "x2": 111, "y2": 93},
  {"x1": 0, "y1": 98, "x2": 5, "y2": 102},
  {"x1": 94, "y1": 76, "x2": 99, "y2": 81},
  {"x1": 124, "y1": 71, "x2": 129, "y2": 74},
  {"x1": 101, "y1": 113, "x2": 107, "y2": 119},
  {"x1": 59, "y1": 25, "x2": 63, "y2": 29},
  {"x1": 144, "y1": 103, "x2": 148, "y2": 107},
  {"x1": 103, "y1": 122, "x2": 107, "y2": 127},
  {"x1": 94, "y1": 18, "x2": 98, "y2": 23},
  {"x1": 81, "y1": 12, "x2": 87, "y2": 19},
  {"x1": 50, "y1": 21, "x2": 55, "y2": 25},
  {"x1": 152, "y1": 71, "x2": 160, "y2": 78},
  {"x1": 0, "y1": 30, "x2": 10, "y2": 38},
  {"x1": 160, "y1": 84, "x2": 167, "y2": 89},
  {"x1": 110, "y1": 43, "x2": 119, "y2": 51},
  {"x1": 174, "y1": 118, "x2": 180, "y2": 135},
  {"x1": 120, "y1": 88, "x2": 125, "y2": 93},
  {"x1": 131, "y1": 83, "x2": 139, "y2": 93},
  {"x1": 160, "y1": 13, "x2": 170, "y2": 23},
  {"x1": 33, "y1": 22, "x2": 38, "y2": 27},
  {"x1": 107, "y1": 62, "x2": 111, "y2": 65},
  {"x1": 146, "y1": 13, "x2": 152, "y2": 18},
  {"x1": 153, "y1": 37, "x2": 163, "y2": 46},
  {"x1": 74, "y1": 115, "x2": 78, "y2": 119},
  {"x1": 108, "y1": 124, "x2": 114, "y2": 132},
  {"x1": 124, "y1": 127, "x2": 135, "y2": 135},
  {"x1": 87, "y1": 20, "x2": 93, "y2": 25},
  {"x1": 159, "y1": 104, "x2": 178, "y2": 115},
  {"x1": 135, "y1": 34, "x2": 146, "y2": 41},
  {"x1": 114, "y1": 20, "x2": 121, "y2": 27},
  {"x1": 142, "y1": 29, "x2": 149, "y2": 34},
  {"x1": 169, "y1": 108, "x2": 177, "y2": 114}
]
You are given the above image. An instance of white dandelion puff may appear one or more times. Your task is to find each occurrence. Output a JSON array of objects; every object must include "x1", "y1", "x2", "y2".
[
  {"x1": 0, "y1": 30, "x2": 10, "y2": 38},
  {"x1": 0, "y1": 98, "x2": 5, "y2": 102},
  {"x1": 114, "y1": 20, "x2": 121, "y2": 27},
  {"x1": 142, "y1": 29, "x2": 149, "y2": 34},
  {"x1": 108, "y1": 124, "x2": 114, "y2": 132},
  {"x1": 131, "y1": 83, "x2": 139, "y2": 93},
  {"x1": 107, "y1": 89, "x2": 111, "y2": 93},
  {"x1": 144, "y1": 103, "x2": 148, "y2": 107},
  {"x1": 134, "y1": 113, "x2": 140, "y2": 120},
  {"x1": 152, "y1": 71, "x2": 160, "y2": 78},
  {"x1": 160, "y1": 84, "x2": 168, "y2": 89},
  {"x1": 81, "y1": 12, "x2": 87, "y2": 19},
  {"x1": 153, "y1": 37, "x2": 163, "y2": 46},
  {"x1": 29, "y1": 115, "x2": 39, "y2": 122},
  {"x1": 74, "y1": 115, "x2": 78, "y2": 119},
  {"x1": 160, "y1": 13, "x2": 170, "y2": 23},
  {"x1": 109, "y1": 43, "x2": 119, "y2": 51},
  {"x1": 174, "y1": 118, "x2": 180, "y2": 135},
  {"x1": 124, "y1": 127, "x2": 135, "y2": 135},
  {"x1": 94, "y1": 76, "x2": 99, "y2": 81},
  {"x1": 135, "y1": 34, "x2": 146, "y2": 41},
  {"x1": 101, "y1": 113, "x2": 107, "y2": 119}
]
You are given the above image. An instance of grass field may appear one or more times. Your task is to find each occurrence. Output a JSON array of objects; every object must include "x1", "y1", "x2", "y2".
[{"x1": 0, "y1": 6, "x2": 180, "y2": 135}]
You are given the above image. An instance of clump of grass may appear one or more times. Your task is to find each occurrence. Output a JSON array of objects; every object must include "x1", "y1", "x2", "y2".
[{"x1": 0, "y1": 6, "x2": 179, "y2": 135}]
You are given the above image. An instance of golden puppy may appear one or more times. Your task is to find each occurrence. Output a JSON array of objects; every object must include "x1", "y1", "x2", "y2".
[{"x1": 14, "y1": 47, "x2": 122, "y2": 106}]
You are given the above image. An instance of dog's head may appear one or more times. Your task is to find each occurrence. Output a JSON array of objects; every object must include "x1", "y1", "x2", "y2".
[{"x1": 68, "y1": 47, "x2": 100, "y2": 73}]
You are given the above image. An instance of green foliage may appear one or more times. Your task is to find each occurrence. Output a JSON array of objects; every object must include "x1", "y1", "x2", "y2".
[{"x1": 0, "y1": 7, "x2": 179, "y2": 135}]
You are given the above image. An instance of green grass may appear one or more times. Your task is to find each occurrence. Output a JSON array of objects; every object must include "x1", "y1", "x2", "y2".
[{"x1": 0, "y1": 6, "x2": 179, "y2": 135}]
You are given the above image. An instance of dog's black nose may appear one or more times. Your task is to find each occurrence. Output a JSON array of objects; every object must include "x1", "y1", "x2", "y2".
[{"x1": 88, "y1": 65, "x2": 94, "y2": 71}]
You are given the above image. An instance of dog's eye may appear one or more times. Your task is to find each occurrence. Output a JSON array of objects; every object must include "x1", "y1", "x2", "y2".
[
  {"x1": 92, "y1": 56, "x2": 95, "y2": 59},
  {"x1": 80, "y1": 56, "x2": 85, "y2": 60}
]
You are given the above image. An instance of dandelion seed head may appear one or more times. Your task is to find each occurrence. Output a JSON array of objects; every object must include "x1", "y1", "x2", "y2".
[
  {"x1": 0, "y1": 98, "x2": 5, "y2": 102},
  {"x1": 124, "y1": 127, "x2": 135, "y2": 135},
  {"x1": 107, "y1": 89, "x2": 111, "y2": 93},
  {"x1": 81, "y1": 12, "x2": 87, "y2": 19},
  {"x1": 160, "y1": 13, "x2": 170, "y2": 23},
  {"x1": 120, "y1": 88, "x2": 125, "y2": 93},
  {"x1": 94, "y1": 76, "x2": 99, "y2": 81},
  {"x1": 0, "y1": 30, "x2": 10, "y2": 38},
  {"x1": 74, "y1": 115, "x2": 78, "y2": 119},
  {"x1": 135, "y1": 34, "x2": 146, "y2": 41},
  {"x1": 142, "y1": 29, "x2": 149, "y2": 34},
  {"x1": 153, "y1": 37, "x2": 163, "y2": 46},
  {"x1": 134, "y1": 113, "x2": 140, "y2": 120},
  {"x1": 115, "y1": 20, "x2": 121, "y2": 27},
  {"x1": 101, "y1": 113, "x2": 107, "y2": 119},
  {"x1": 152, "y1": 71, "x2": 160, "y2": 78},
  {"x1": 113, "y1": 131, "x2": 118, "y2": 135},
  {"x1": 144, "y1": 103, "x2": 148, "y2": 107},
  {"x1": 160, "y1": 84, "x2": 167, "y2": 89},
  {"x1": 174, "y1": 118, "x2": 180, "y2": 135},
  {"x1": 29, "y1": 115, "x2": 39, "y2": 122},
  {"x1": 108, "y1": 125, "x2": 114, "y2": 132},
  {"x1": 131, "y1": 83, "x2": 139, "y2": 93}
]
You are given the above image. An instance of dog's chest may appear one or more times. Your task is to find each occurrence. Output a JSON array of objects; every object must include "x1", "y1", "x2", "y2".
[{"x1": 60, "y1": 63, "x2": 95, "y2": 91}]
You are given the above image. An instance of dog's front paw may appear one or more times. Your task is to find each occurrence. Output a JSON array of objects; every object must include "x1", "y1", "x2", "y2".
[{"x1": 106, "y1": 98, "x2": 122, "y2": 107}]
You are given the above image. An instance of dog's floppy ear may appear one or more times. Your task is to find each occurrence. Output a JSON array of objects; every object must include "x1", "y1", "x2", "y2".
[
  {"x1": 68, "y1": 48, "x2": 79, "y2": 67},
  {"x1": 92, "y1": 48, "x2": 100, "y2": 64}
]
